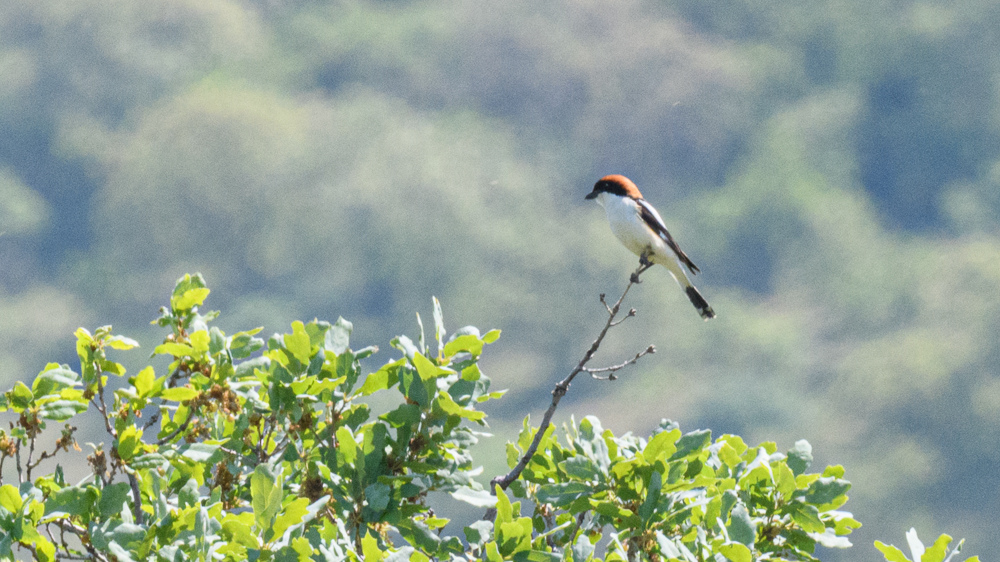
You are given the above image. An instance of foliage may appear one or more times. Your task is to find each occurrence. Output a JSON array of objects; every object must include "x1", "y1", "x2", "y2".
[
  {"x1": 499, "y1": 418, "x2": 858, "y2": 561},
  {"x1": 875, "y1": 528, "x2": 980, "y2": 562},
  {"x1": 0, "y1": 274, "x2": 982, "y2": 560},
  {"x1": 9, "y1": 273, "x2": 965, "y2": 561},
  {"x1": 0, "y1": 274, "x2": 506, "y2": 560}
]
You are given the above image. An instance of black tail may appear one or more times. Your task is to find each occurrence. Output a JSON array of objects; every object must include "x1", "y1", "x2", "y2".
[{"x1": 686, "y1": 286, "x2": 716, "y2": 320}]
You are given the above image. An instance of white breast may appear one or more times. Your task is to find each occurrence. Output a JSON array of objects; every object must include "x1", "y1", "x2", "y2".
[{"x1": 598, "y1": 193, "x2": 657, "y2": 257}]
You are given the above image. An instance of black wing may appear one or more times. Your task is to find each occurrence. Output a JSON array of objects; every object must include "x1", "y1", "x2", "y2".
[{"x1": 636, "y1": 199, "x2": 701, "y2": 274}]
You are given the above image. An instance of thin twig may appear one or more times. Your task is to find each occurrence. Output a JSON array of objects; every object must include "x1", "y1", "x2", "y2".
[
  {"x1": 14, "y1": 439, "x2": 22, "y2": 484},
  {"x1": 584, "y1": 345, "x2": 656, "y2": 380},
  {"x1": 93, "y1": 370, "x2": 117, "y2": 438},
  {"x1": 52, "y1": 519, "x2": 110, "y2": 562},
  {"x1": 142, "y1": 411, "x2": 160, "y2": 431},
  {"x1": 26, "y1": 435, "x2": 36, "y2": 480},
  {"x1": 156, "y1": 412, "x2": 196, "y2": 446},
  {"x1": 486, "y1": 258, "x2": 656, "y2": 514}
]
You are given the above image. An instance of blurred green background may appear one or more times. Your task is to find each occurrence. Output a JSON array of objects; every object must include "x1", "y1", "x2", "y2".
[{"x1": 2, "y1": 0, "x2": 999, "y2": 558}]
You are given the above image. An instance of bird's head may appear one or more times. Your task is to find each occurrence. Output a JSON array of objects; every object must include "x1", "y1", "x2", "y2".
[{"x1": 585, "y1": 174, "x2": 643, "y2": 201}]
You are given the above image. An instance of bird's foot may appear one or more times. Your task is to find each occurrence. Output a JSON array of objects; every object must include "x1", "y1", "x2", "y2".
[{"x1": 631, "y1": 252, "x2": 654, "y2": 283}]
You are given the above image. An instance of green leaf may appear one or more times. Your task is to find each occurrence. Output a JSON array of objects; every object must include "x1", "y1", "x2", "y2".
[
  {"x1": 171, "y1": 273, "x2": 208, "y2": 299},
  {"x1": 638, "y1": 470, "x2": 662, "y2": 524},
  {"x1": 161, "y1": 387, "x2": 200, "y2": 402},
  {"x1": 0, "y1": 485, "x2": 23, "y2": 513},
  {"x1": 497, "y1": 518, "x2": 532, "y2": 556},
  {"x1": 717, "y1": 442, "x2": 742, "y2": 468},
  {"x1": 364, "y1": 483, "x2": 391, "y2": 514},
  {"x1": 922, "y1": 533, "x2": 956, "y2": 562},
  {"x1": 326, "y1": 317, "x2": 353, "y2": 354},
  {"x1": 805, "y1": 477, "x2": 851, "y2": 506},
  {"x1": 593, "y1": 500, "x2": 636, "y2": 521},
  {"x1": 875, "y1": 541, "x2": 912, "y2": 562},
  {"x1": 720, "y1": 543, "x2": 753, "y2": 562},
  {"x1": 574, "y1": 533, "x2": 597, "y2": 561},
  {"x1": 106, "y1": 335, "x2": 139, "y2": 350},
  {"x1": 774, "y1": 461, "x2": 797, "y2": 496},
  {"x1": 562, "y1": 456, "x2": 601, "y2": 480},
  {"x1": 727, "y1": 503, "x2": 756, "y2": 546},
  {"x1": 443, "y1": 334, "x2": 484, "y2": 358},
  {"x1": 172, "y1": 287, "x2": 211, "y2": 311},
  {"x1": 494, "y1": 485, "x2": 513, "y2": 523},
  {"x1": 412, "y1": 352, "x2": 454, "y2": 381},
  {"x1": 669, "y1": 429, "x2": 712, "y2": 461},
  {"x1": 272, "y1": 497, "x2": 310, "y2": 538},
  {"x1": 535, "y1": 483, "x2": 592, "y2": 505},
  {"x1": 134, "y1": 367, "x2": 156, "y2": 398},
  {"x1": 208, "y1": 327, "x2": 226, "y2": 356},
  {"x1": 433, "y1": 296, "x2": 446, "y2": 355},
  {"x1": 290, "y1": 537, "x2": 313, "y2": 560},
  {"x1": 451, "y1": 487, "x2": 498, "y2": 508},
  {"x1": 643, "y1": 428, "x2": 680, "y2": 462},
  {"x1": 221, "y1": 514, "x2": 260, "y2": 548},
  {"x1": 359, "y1": 359, "x2": 403, "y2": 396},
  {"x1": 230, "y1": 329, "x2": 265, "y2": 359},
  {"x1": 10, "y1": 381, "x2": 33, "y2": 409},
  {"x1": 188, "y1": 330, "x2": 210, "y2": 353},
  {"x1": 98, "y1": 483, "x2": 131, "y2": 519},
  {"x1": 32, "y1": 365, "x2": 80, "y2": 398},
  {"x1": 812, "y1": 527, "x2": 854, "y2": 548},
  {"x1": 397, "y1": 517, "x2": 442, "y2": 553},
  {"x1": 116, "y1": 426, "x2": 143, "y2": 461},
  {"x1": 398, "y1": 367, "x2": 430, "y2": 408},
  {"x1": 39, "y1": 399, "x2": 88, "y2": 421},
  {"x1": 251, "y1": 465, "x2": 283, "y2": 530},
  {"x1": 44, "y1": 486, "x2": 98, "y2": 519},
  {"x1": 180, "y1": 443, "x2": 221, "y2": 463},
  {"x1": 154, "y1": 342, "x2": 195, "y2": 357},
  {"x1": 436, "y1": 390, "x2": 485, "y2": 421},
  {"x1": 465, "y1": 520, "x2": 494, "y2": 545},
  {"x1": 785, "y1": 501, "x2": 825, "y2": 533},
  {"x1": 131, "y1": 452, "x2": 167, "y2": 470},
  {"x1": 416, "y1": 312, "x2": 426, "y2": 355},
  {"x1": 787, "y1": 439, "x2": 813, "y2": 475},
  {"x1": 284, "y1": 321, "x2": 313, "y2": 364},
  {"x1": 482, "y1": 329, "x2": 501, "y2": 344},
  {"x1": 337, "y1": 427, "x2": 358, "y2": 465},
  {"x1": 834, "y1": 513, "x2": 862, "y2": 536},
  {"x1": 32, "y1": 537, "x2": 55, "y2": 562},
  {"x1": 361, "y1": 533, "x2": 384, "y2": 561}
]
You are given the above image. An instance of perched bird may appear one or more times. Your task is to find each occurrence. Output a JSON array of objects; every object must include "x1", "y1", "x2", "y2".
[{"x1": 586, "y1": 174, "x2": 716, "y2": 320}]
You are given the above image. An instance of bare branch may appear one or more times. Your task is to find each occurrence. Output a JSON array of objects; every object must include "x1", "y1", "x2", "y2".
[
  {"x1": 51, "y1": 519, "x2": 110, "y2": 562},
  {"x1": 486, "y1": 257, "x2": 657, "y2": 516},
  {"x1": 585, "y1": 345, "x2": 656, "y2": 380},
  {"x1": 142, "y1": 411, "x2": 160, "y2": 431}
]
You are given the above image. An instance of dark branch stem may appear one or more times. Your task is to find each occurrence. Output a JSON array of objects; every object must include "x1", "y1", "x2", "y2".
[
  {"x1": 93, "y1": 368, "x2": 116, "y2": 438},
  {"x1": 52, "y1": 519, "x2": 110, "y2": 562},
  {"x1": 486, "y1": 258, "x2": 656, "y2": 516},
  {"x1": 156, "y1": 412, "x2": 196, "y2": 446},
  {"x1": 128, "y1": 468, "x2": 144, "y2": 525}
]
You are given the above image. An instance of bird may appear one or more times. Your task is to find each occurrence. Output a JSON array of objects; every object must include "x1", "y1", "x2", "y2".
[{"x1": 586, "y1": 174, "x2": 716, "y2": 320}]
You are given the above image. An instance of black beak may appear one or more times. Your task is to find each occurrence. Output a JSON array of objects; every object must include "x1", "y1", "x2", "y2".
[{"x1": 585, "y1": 191, "x2": 598, "y2": 200}]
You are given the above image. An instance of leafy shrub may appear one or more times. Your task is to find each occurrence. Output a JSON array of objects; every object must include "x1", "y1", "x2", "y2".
[{"x1": 0, "y1": 273, "x2": 968, "y2": 561}]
